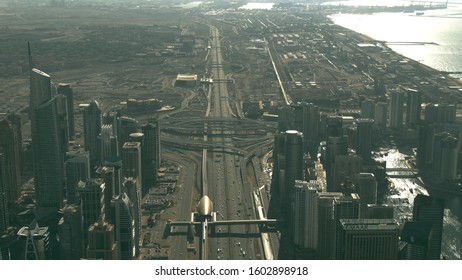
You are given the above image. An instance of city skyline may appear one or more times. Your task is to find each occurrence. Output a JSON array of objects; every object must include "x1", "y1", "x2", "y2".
[{"x1": 0, "y1": 0, "x2": 462, "y2": 261}]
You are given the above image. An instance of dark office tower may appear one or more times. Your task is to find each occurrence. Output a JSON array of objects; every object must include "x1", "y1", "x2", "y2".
[
  {"x1": 293, "y1": 180, "x2": 319, "y2": 258},
  {"x1": 406, "y1": 89, "x2": 421, "y2": 129},
  {"x1": 0, "y1": 119, "x2": 21, "y2": 205},
  {"x1": 292, "y1": 102, "x2": 319, "y2": 156},
  {"x1": 129, "y1": 132, "x2": 150, "y2": 191},
  {"x1": 425, "y1": 103, "x2": 456, "y2": 124},
  {"x1": 122, "y1": 142, "x2": 142, "y2": 185},
  {"x1": 142, "y1": 121, "x2": 161, "y2": 186},
  {"x1": 123, "y1": 179, "x2": 141, "y2": 257},
  {"x1": 417, "y1": 122, "x2": 435, "y2": 169},
  {"x1": 268, "y1": 133, "x2": 286, "y2": 219},
  {"x1": 325, "y1": 135, "x2": 348, "y2": 167},
  {"x1": 30, "y1": 69, "x2": 65, "y2": 210},
  {"x1": 80, "y1": 101, "x2": 102, "y2": 173},
  {"x1": 113, "y1": 193, "x2": 135, "y2": 260},
  {"x1": 374, "y1": 102, "x2": 388, "y2": 127},
  {"x1": 389, "y1": 90, "x2": 405, "y2": 129},
  {"x1": 317, "y1": 192, "x2": 343, "y2": 260},
  {"x1": 121, "y1": 139, "x2": 142, "y2": 243},
  {"x1": 117, "y1": 117, "x2": 138, "y2": 156},
  {"x1": 99, "y1": 124, "x2": 119, "y2": 164},
  {"x1": 400, "y1": 221, "x2": 433, "y2": 260},
  {"x1": 332, "y1": 155, "x2": 361, "y2": 193},
  {"x1": 366, "y1": 204, "x2": 395, "y2": 219},
  {"x1": 103, "y1": 107, "x2": 121, "y2": 135},
  {"x1": 284, "y1": 130, "x2": 304, "y2": 208},
  {"x1": 326, "y1": 115, "x2": 343, "y2": 137},
  {"x1": 334, "y1": 193, "x2": 360, "y2": 260},
  {"x1": 76, "y1": 180, "x2": 104, "y2": 249},
  {"x1": 56, "y1": 94, "x2": 70, "y2": 156},
  {"x1": 57, "y1": 83, "x2": 75, "y2": 138},
  {"x1": 6, "y1": 112, "x2": 22, "y2": 163},
  {"x1": 412, "y1": 194, "x2": 445, "y2": 260},
  {"x1": 432, "y1": 132, "x2": 454, "y2": 179},
  {"x1": 358, "y1": 173, "x2": 377, "y2": 218},
  {"x1": 277, "y1": 106, "x2": 294, "y2": 133},
  {"x1": 58, "y1": 204, "x2": 84, "y2": 260},
  {"x1": 360, "y1": 99, "x2": 375, "y2": 119},
  {"x1": 339, "y1": 219, "x2": 399, "y2": 260},
  {"x1": 104, "y1": 157, "x2": 123, "y2": 197},
  {"x1": 65, "y1": 152, "x2": 90, "y2": 204},
  {"x1": 99, "y1": 166, "x2": 116, "y2": 223},
  {"x1": 356, "y1": 119, "x2": 374, "y2": 161},
  {"x1": 0, "y1": 150, "x2": 9, "y2": 233},
  {"x1": 440, "y1": 135, "x2": 458, "y2": 180},
  {"x1": 87, "y1": 218, "x2": 117, "y2": 260}
]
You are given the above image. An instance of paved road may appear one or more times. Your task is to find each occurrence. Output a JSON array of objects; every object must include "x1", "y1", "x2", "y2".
[{"x1": 206, "y1": 26, "x2": 261, "y2": 260}]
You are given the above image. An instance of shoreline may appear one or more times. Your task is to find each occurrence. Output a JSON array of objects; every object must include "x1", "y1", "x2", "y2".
[{"x1": 326, "y1": 14, "x2": 462, "y2": 89}]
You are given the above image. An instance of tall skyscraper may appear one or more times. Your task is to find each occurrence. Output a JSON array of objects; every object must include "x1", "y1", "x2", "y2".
[
  {"x1": 121, "y1": 141, "x2": 142, "y2": 257},
  {"x1": 332, "y1": 154, "x2": 361, "y2": 193},
  {"x1": 439, "y1": 135, "x2": 458, "y2": 180},
  {"x1": 30, "y1": 68, "x2": 65, "y2": 210},
  {"x1": 432, "y1": 132, "x2": 458, "y2": 180},
  {"x1": 400, "y1": 221, "x2": 433, "y2": 260},
  {"x1": 99, "y1": 166, "x2": 116, "y2": 224},
  {"x1": 57, "y1": 83, "x2": 75, "y2": 138},
  {"x1": 124, "y1": 178, "x2": 141, "y2": 257},
  {"x1": 65, "y1": 152, "x2": 90, "y2": 204},
  {"x1": 417, "y1": 121, "x2": 435, "y2": 169},
  {"x1": 334, "y1": 193, "x2": 360, "y2": 259},
  {"x1": 99, "y1": 124, "x2": 119, "y2": 164},
  {"x1": 113, "y1": 193, "x2": 135, "y2": 260},
  {"x1": 389, "y1": 90, "x2": 405, "y2": 129},
  {"x1": 374, "y1": 102, "x2": 388, "y2": 127},
  {"x1": 292, "y1": 102, "x2": 319, "y2": 157},
  {"x1": 317, "y1": 192, "x2": 343, "y2": 260},
  {"x1": 117, "y1": 117, "x2": 138, "y2": 156},
  {"x1": 6, "y1": 112, "x2": 23, "y2": 169},
  {"x1": 412, "y1": 194, "x2": 445, "y2": 260},
  {"x1": 425, "y1": 103, "x2": 456, "y2": 124},
  {"x1": 360, "y1": 99, "x2": 375, "y2": 119},
  {"x1": 268, "y1": 133, "x2": 286, "y2": 219},
  {"x1": 80, "y1": 101, "x2": 102, "y2": 173},
  {"x1": 339, "y1": 219, "x2": 400, "y2": 259},
  {"x1": 76, "y1": 179, "x2": 104, "y2": 249},
  {"x1": 356, "y1": 118, "x2": 374, "y2": 161},
  {"x1": 141, "y1": 121, "x2": 161, "y2": 190},
  {"x1": 406, "y1": 89, "x2": 421, "y2": 129},
  {"x1": 325, "y1": 135, "x2": 348, "y2": 167},
  {"x1": 58, "y1": 204, "x2": 84, "y2": 260},
  {"x1": 357, "y1": 173, "x2": 377, "y2": 218},
  {"x1": 103, "y1": 157, "x2": 123, "y2": 197},
  {"x1": 284, "y1": 130, "x2": 304, "y2": 212},
  {"x1": 0, "y1": 118, "x2": 21, "y2": 205},
  {"x1": 86, "y1": 218, "x2": 117, "y2": 260},
  {"x1": 277, "y1": 106, "x2": 294, "y2": 133},
  {"x1": 122, "y1": 142, "x2": 142, "y2": 187},
  {"x1": 326, "y1": 115, "x2": 343, "y2": 138},
  {"x1": 0, "y1": 149, "x2": 10, "y2": 233},
  {"x1": 293, "y1": 180, "x2": 319, "y2": 256}
]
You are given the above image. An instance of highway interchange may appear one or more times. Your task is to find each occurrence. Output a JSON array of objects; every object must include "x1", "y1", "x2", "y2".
[{"x1": 160, "y1": 25, "x2": 277, "y2": 260}]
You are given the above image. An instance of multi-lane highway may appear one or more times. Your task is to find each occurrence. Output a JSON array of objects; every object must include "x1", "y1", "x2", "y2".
[{"x1": 205, "y1": 26, "x2": 262, "y2": 260}]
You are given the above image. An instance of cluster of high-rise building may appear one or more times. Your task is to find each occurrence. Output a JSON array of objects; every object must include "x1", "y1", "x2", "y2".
[
  {"x1": 0, "y1": 67, "x2": 161, "y2": 260},
  {"x1": 269, "y1": 95, "x2": 448, "y2": 259}
]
